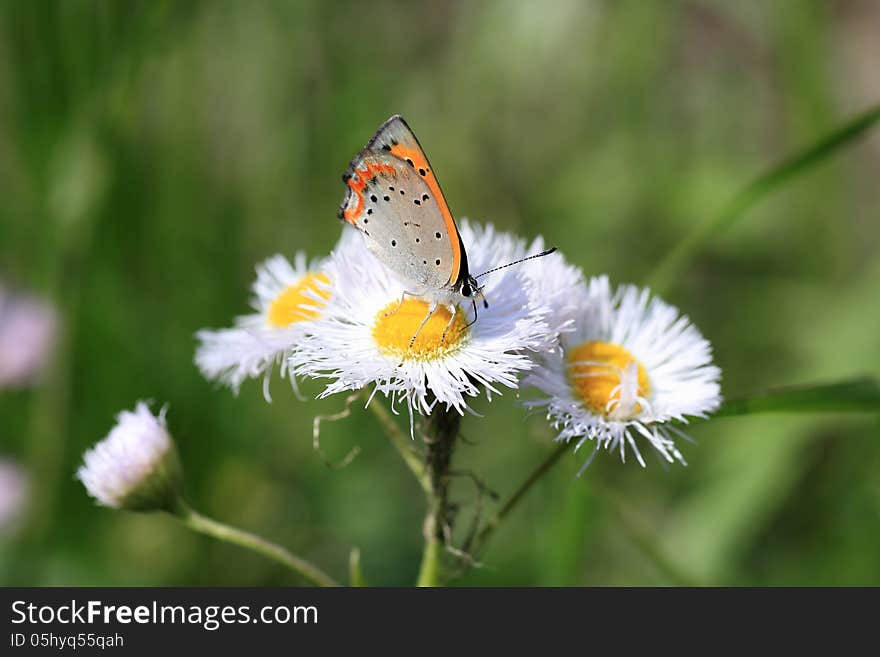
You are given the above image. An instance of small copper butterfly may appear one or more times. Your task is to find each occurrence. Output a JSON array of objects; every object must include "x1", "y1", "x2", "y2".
[{"x1": 338, "y1": 115, "x2": 555, "y2": 345}]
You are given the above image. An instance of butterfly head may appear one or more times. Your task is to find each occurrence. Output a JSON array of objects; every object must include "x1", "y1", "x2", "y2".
[
  {"x1": 459, "y1": 275, "x2": 490, "y2": 310},
  {"x1": 459, "y1": 275, "x2": 478, "y2": 298}
]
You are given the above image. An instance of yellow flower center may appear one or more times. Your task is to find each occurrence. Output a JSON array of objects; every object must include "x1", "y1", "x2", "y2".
[
  {"x1": 266, "y1": 273, "x2": 331, "y2": 327},
  {"x1": 373, "y1": 298, "x2": 469, "y2": 361},
  {"x1": 567, "y1": 340, "x2": 651, "y2": 418}
]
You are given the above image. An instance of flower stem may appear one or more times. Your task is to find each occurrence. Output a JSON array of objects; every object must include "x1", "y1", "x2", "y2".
[
  {"x1": 416, "y1": 402, "x2": 460, "y2": 587},
  {"x1": 416, "y1": 538, "x2": 443, "y2": 587},
  {"x1": 367, "y1": 399, "x2": 431, "y2": 493},
  {"x1": 172, "y1": 500, "x2": 340, "y2": 587},
  {"x1": 472, "y1": 442, "x2": 569, "y2": 557}
]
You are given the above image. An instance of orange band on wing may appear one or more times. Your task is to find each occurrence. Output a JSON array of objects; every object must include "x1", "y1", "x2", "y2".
[
  {"x1": 342, "y1": 162, "x2": 395, "y2": 224},
  {"x1": 389, "y1": 144, "x2": 462, "y2": 283}
]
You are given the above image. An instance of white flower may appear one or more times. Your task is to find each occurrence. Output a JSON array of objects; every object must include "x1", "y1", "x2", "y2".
[
  {"x1": 519, "y1": 235, "x2": 584, "y2": 339},
  {"x1": 77, "y1": 402, "x2": 183, "y2": 511},
  {"x1": 524, "y1": 276, "x2": 722, "y2": 468},
  {"x1": 0, "y1": 286, "x2": 58, "y2": 389},
  {"x1": 0, "y1": 458, "x2": 29, "y2": 531},
  {"x1": 194, "y1": 233, "x2": 350, "y2": 399},
  {"x1": 293, "y1": 221, "x2": 555, "y2": 422}
]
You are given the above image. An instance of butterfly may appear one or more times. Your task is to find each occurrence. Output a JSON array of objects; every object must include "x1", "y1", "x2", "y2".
[{"x1": 338, "y1": 115, "x2": 554, "y2": 345}]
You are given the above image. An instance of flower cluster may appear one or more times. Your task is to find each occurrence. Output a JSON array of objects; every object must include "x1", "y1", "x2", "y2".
[{"x1": 192, "y1": 220, "x2": 721, "y2": 468}]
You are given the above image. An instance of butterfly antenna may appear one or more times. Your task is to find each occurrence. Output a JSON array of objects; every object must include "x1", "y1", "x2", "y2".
[{"x1": 474, "y1": 247, "x2": 557, "y2": 280}]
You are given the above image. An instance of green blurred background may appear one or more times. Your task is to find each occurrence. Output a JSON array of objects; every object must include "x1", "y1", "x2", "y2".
[{"x1": 1, "y1": 0, "x2": 879, "y2": 586}]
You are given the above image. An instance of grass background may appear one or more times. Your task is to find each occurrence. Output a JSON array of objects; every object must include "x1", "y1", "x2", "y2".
[{"x1": 1, "y1": 0, "x2": 879, "y2": 586}]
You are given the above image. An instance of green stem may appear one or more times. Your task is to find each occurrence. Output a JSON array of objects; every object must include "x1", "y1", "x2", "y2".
[
  {"x1": 367, "y1": 400, "x2": 431, "y2": 493},
  {"x1": 173, "y1": 501, "x2": 340, "y2": 587},
  {"x1": 473, "y1": 442, "x2": 569, "y2": 557},
  {"x1": 649, "y1": 103, "x2": 880, "y2": 295},
  {"x1": 416, "y1": 538, "x2": 443, "y2": 587},
  {"x1": 366, "y1": 397, "x2": 459, "y2": 586},
  {"x1": 416, "y1": 403, "x2": 460, "y2": 587}
]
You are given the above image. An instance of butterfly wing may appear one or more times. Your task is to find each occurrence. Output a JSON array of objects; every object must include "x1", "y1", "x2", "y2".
[
  {"x1": 339, "y1": 151, "x2": 456, "y2": 291},
  {"x1": 339, "y1": 115, "x2": 467, "y2": 289}
]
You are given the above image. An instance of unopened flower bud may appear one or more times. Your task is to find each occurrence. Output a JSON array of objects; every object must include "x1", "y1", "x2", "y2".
[{"x1": 77, "y1": 402, "x2": 183, "y2": 512}]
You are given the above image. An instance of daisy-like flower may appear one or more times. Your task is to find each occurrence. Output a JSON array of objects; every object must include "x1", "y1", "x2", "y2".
[
  {"x1": 519, "y1": 234, "x2": 584, "y2": 340},
  {"x1": 194, "y1": 233, "x2": 351, "y2": 398},
  {"x1": 77, "y1": 402, "x2": 183, "y2": 511},
  {"x1": 293, "y1": 221, "x2": 554, "y2": 424},
  {"x1": 524, "y1": 276, "x2": 721, "y2": 469}
]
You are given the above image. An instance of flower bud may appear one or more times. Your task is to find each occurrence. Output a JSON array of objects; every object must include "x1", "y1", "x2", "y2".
[{"x1": 77, "y1": 402, "x2": 183, "y2": 512}]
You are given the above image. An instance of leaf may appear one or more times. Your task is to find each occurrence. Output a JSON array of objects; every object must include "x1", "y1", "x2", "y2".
[
  {"x1": 712, "y1": 378, "x2": 880, "y2": 418},
  {"x1": 649, "y1": 104, "x2": 880, "y2": 295}
]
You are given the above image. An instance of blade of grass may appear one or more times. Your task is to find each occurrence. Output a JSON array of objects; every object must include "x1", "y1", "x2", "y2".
[
  {"x1": 709, "y1": 377, "x2": 880, "y2": 419},
  {"x1": 649, "y1": 104, "x2": 880, "y2": 295}
]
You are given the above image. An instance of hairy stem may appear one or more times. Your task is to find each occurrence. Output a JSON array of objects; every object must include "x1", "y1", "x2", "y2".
[
  {"x1": 416, "y1": 403, "x2": 460, "y2": 587},
  {"x1": 173, "y1": 500, "x2": 340, "y2": 587}
]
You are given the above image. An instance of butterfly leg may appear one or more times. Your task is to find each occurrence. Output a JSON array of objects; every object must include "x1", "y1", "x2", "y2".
[
  {"x1": 465, "y1": 298, "x2": 479, "y2": 328},
  {"x1": 440, "y1": 303, "x2": 458, "y2": 343},
  {"x1": 408, "y1": 301, "x2": 438, "y2": 350},
  {"x1": 384, "y1": 290, "x2": 417, "y2": 318}
]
